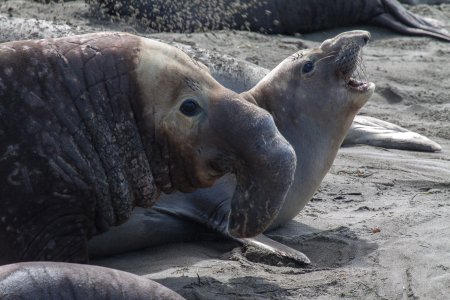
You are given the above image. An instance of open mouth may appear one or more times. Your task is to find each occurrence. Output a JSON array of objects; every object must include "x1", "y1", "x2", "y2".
[
  {"x1": 337, "y1": 41, "x2": 373, "y2": 93},
  {"x1": 341, "y1": 58, "x2": 373, "y2": 93},
  {"x1": 347, "y1": 77, "x2": 371, "y2": 92}
]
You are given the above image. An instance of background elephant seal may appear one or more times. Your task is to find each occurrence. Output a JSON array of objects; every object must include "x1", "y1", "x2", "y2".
[
  {"x1": 0, "y1": 32, "x2": 296, "y2": 264},
  {"x1": 0, "y1": 262, "x2": 184, "y2": 299},
  {"x1": 89, "y1": 31, "x2": 374, "y2": 262},
  {"x1": 91, "y1": 0, "x2": 450, "y2": 41},
  {"x1": 399, "y1": 0, "x2": 450, "y2": 4}
]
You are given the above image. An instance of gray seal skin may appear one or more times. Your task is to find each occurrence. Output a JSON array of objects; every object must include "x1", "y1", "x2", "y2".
[
  {"x1": 89, "y1": 31, "x2": 378, "y2": 261},
  {"x1": 93, "y1": 0, "x2": 450, "y2": 41},
  {"x1": 0, "y1": 262, "x2": 185, "y2": 299},
  {"x1": 0, "y1": 32, "x2": 297, "y2": 264}
]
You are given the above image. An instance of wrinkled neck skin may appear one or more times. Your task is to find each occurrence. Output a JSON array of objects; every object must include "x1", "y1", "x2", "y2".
[
  {"x1": 133, "y1": 110, "x2": 182, "y2": 194},
  {"x1": 136, "y1": 114, "x2": 211, "y2": 195},
  {"x1": 58, "y1": 34, "x2": 162, "y2": 227},
  {"x1": 0, "y1": 33, "x2": 162, "y2": 234},
  {"x1": 243, "y1": 78, "x2": 356, "y2": 229}
]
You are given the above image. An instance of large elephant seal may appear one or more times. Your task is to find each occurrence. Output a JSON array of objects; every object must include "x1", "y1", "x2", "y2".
[
  {"x1": 89, "y1": 31, "x2": 380, "y2": 262},
  {"x1": 0, "y1": 262, "x2": 185, "y2": 299},
  {"x1": 92, "y1": 0, "x2": 450, "y2": 41},
  {"x1": 0, "y1": 32, "x2": 296, "y2": 264}
]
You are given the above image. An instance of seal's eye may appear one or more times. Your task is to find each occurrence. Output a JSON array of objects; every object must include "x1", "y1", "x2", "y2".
[
  {"x1": 180, "y1": 99, "x2": 202, "y2": 116},
  {"x1": 302, "y1": 61, "x2": 314, "y2": 74}
]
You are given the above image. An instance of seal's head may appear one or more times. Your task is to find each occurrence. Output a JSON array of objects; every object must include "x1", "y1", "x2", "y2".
[
  {"x1": 250, "y1": 30, "x2": 374, "y2": 133},
  {"x1": 246, "y1": 30, "x2": 374, "y2": 228},
  {"x1": 319, "y1": 30, "x2": 375, "y2": 108},
  {"x1": 134, "y1": 37, "x2": 296, "y2": 237}
]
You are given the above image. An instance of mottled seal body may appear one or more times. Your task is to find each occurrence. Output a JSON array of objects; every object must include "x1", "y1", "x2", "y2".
[
  {"x1": 0, "y1": 32, "x2": 296, "y2": 264},
  {"x1": 0, "y1": 262, "x2": 185, "y2": 299},
  {"x1": 93, "y1": 0, "x2": 450, "y2": 41}
]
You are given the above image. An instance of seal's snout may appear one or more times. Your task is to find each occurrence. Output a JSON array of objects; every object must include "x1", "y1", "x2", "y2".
[
  {"x1": 210, "y1": 95, "x2": 296, "y2": 238},
  {"x1": 362, "y1": 33, "x2": 370, "y2": 45},
  {"x1": 327, "y1": 31, "x2": 374, "y2": 95},
  {"x1": 320, "y1": 30, "x2": 370, "y2": 51},
  {"x1": 336, "y1": 41, "x2": 363, "y2": 81}
]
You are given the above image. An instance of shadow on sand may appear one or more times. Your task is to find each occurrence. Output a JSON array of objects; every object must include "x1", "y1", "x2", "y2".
[
  {"x1": 266, "y1": 221, "x2": 378, "y2": 268},
  {"x1": 158, "y1": 275, "x2": 293, "y2": 300}
]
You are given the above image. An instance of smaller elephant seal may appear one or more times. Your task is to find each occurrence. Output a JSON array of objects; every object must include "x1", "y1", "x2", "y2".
[
  {"x1": 92, "y1": 0, "x2": 450, "y2": 41},
  {"x1": 0, "y1": 32, "x2": 296, "y2": 264},
  {"x1": 0, "y1": 262, "x2": 185, "y2": 299}
]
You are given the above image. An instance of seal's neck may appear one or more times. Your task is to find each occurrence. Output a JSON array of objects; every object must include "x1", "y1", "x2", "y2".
[{"x1": 245, "y1": 83, "x2": 355, "y2": 229}]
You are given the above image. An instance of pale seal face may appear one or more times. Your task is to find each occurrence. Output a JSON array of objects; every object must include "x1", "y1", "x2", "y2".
[
  {"x1": 256, "y1": 30, "x2": 375, "y2": 132},
  {"x1": 134, "y1": 38, "x2": 228, "y2": 193},
  {"x1": 319, "y1": 30, "x2": 375, "y2": 104},
  {"x1": 248, "y1": 30, "x2": 375, "y2": 228}
]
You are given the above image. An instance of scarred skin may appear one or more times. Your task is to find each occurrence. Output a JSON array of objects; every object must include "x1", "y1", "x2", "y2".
[
  {"x1": 0, "y1": 262, "x2": 185, "y2": 300},
  {"x1": 93, "y1": 0, "x2": 450, "y2": 41},
  {"x1": 0, "y1": 32, "x2": 296, "y2": 264}
]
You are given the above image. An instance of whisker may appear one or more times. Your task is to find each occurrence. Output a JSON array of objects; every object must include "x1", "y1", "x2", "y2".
[
  {"x1": 359, "y1": 54, "x2": 368, "y2": 80},
  {"x1": 356, "y1": 53, "x2": 368, "y2": 82}
]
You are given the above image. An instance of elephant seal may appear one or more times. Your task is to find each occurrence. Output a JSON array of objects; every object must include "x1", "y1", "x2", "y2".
[
  {"x1": 89, "y1": 31, "x2": 379, "y2": 262},
  {"x1": 399, "y1": 0, "x2": 450, "y2": 4},
  {"x1": 92, "y1": 0, "x2": 450, "y2": 41},
  {"x1": 0, "y1": 262, "x2": 185, "y2": 299},
  {"x1": 0, "y1": 32, "x2": 296, "y2": 264}
]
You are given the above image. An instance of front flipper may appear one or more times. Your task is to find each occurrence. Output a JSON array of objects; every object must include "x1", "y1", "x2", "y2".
[
  {"x1": 343, "y1": 115, "x2": 442, "y2": 152},
  {"x1": 234, "y1": 235, "x2": 311, "y2": 267},
  {"x1": 89, "y1": 175, "x2": 236, "y2": 258},
  {"x1": 371, "y1": 0, "x2": 450, "y2": 41},
  {"x1": 88, "y1": 207, "x2": 216, "y2": 258},
  {"x1": 90, "y1": 174, "x2": 311, "y2": 268}
]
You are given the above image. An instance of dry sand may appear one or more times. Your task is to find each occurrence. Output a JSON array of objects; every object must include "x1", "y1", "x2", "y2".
[{"x1": 1, "y1": 1, "x2": 449, "y2": 299}]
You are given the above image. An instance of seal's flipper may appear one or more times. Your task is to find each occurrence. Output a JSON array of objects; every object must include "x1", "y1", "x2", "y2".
[
  {"x1": 236, "y1": 235, "x2": 311, "y2": 266},
  {"x1": 88, "y1": 207, "x2": 216, "y2": 258},
  {"x1": 371, "y1": 0, "x2": 450, "y2": 41},
  {"x1": 343, "y1": 115, "x2": 442, "y2": 152}
]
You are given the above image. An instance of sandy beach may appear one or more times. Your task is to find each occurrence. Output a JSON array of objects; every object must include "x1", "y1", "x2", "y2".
[{"x1": 1, "y1": 1, "x2": 449, "y2": 299}]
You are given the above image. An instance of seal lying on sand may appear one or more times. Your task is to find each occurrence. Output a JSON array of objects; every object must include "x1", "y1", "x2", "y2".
[
  {"x1": 90, "y1": 31, "x2": 393, "y2": 263},
  {"x1": 0, "y1": 262, "x2": 185, "y2": 299},
  {"x1": 92, "y1": 0, "x2": 450, "y2": 41},
  {"x1": 0, "y1": 32, "x2": 297, "y2": 264}
]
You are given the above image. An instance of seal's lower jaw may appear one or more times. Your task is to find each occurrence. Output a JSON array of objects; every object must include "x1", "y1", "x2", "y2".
[
  {"x1": 346, "y1": 78, "x2": 375, "y2": 107},
  {"x1": 347, "y1": 78, "x2": 373, "y2": 93},
  {"x1": 345, "y1": 76, "x2": 375, "y2": 96}
]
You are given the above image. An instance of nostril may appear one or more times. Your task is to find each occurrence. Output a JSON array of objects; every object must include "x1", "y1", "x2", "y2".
[{"x1": 362, "y1": 36, "x2": 369, "y2": 45}]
